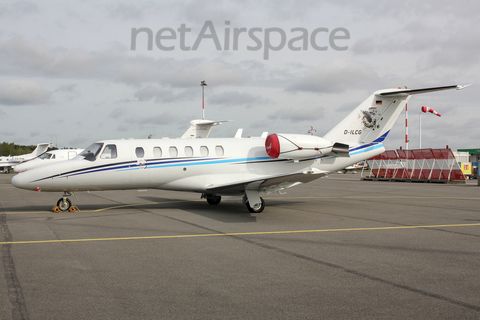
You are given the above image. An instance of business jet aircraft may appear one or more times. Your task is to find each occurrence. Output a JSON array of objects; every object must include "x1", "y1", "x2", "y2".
[
  {"x1": 340, "y1": 161, "x2": 368, "y2": 173},
  {"x1": 12, "y1": 85, "x2": 468, "y2": 212},
  {"x1": 13, "y1": 148, "x2": 83, "y2": 173},
  {"x1": 0, "y1": 143, "x2": 50, "y2": 173}
]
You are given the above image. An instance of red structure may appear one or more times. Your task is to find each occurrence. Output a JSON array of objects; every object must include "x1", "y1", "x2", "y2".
[{"x1": 363, "y1": 148, "x2": 466, "y2": 183}]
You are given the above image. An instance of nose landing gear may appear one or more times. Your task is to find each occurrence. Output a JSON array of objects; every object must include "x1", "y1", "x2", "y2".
[{"x1": 55, "y1": 192, "x2": 74, "y2": 212}]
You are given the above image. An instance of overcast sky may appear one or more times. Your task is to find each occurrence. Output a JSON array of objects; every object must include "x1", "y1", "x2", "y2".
[{"x1": 0, "y1": 0, "x2": 478, "y2": 151}]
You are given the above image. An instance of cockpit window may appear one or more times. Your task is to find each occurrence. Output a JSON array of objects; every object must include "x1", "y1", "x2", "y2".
[
  {"x1": 100, "y1": 144, "x2": 117, "y2": 159},
  {"x1": 77, "y1": 143, "x2": 104, "y2": 161},
  {"x1": 39, "y1": 153, "x2": 53, "y2": 160}
]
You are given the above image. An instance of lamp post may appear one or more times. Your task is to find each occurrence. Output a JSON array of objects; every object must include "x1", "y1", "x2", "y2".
[
  {"x1": 201, "y1": 80, "x2": 207, "y2": 120},
  {"x1": 419, "y1": 106, "x2": 441, "y2": 149}
]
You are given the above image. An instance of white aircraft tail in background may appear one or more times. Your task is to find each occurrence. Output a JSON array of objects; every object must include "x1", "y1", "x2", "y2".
[
  {"x1": 12, "y1": 85, "x2": 468, "y2": 212},
  {"x1": 181, "y1": 119, "x2": 231, "y2": 139},
  {"x1": 0, "y1": 143, "x2": 51, "y2": 173}
]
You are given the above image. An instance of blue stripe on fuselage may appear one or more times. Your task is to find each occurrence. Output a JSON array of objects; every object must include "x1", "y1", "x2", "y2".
[{"x1": 35, "y1": 156, "x2": 276, "y2": 181}]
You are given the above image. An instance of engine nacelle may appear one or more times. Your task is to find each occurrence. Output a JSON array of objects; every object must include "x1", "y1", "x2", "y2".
[{"x1": 265, "y1": 133, "x2": 349, "y2": 160}]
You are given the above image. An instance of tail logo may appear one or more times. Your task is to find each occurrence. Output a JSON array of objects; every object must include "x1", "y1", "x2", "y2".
[{"x1": 360, "y1": 110, "x2": 378, "y2": 129}]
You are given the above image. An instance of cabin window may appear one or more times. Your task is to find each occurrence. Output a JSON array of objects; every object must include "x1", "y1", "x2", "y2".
[
  {"x1": 215, "y1": 145, "x2": 224, "y2": 156},
  {"x1": 100, "y1": 144, "x2": 117, "y2": 159},
  {"x1": 200, "y1": 146, "x2": 209, "y2": 157},
  {"x1": 185, "y1": 146, "x2": 193, "y2": 157},
  {"x1": 78, "y1": 143, "x2": 104, "y2": 161},
  {"x1": 169, "y1": 146, "x2": 178, "y2": 157},
  {"x1": 153, "y1": 147, "x2": 162, "y2": 158},
  {"x1": 135, "y1": 147, "x2": 145, "y2": 158}
]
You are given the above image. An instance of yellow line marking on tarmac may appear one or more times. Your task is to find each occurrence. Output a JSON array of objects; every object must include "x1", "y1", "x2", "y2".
[
  {"x1": 1, "y1": 195, "x2": 480, "y2": 215},
  {"x1": 1, "y1": 223, "x2": 479, "y2": 245}
]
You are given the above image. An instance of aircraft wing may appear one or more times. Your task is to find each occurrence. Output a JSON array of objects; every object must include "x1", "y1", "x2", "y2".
[
  {"x1": 0, "y1": 161, "x2": 18, "y2": 167},
  {"x1": 206, "y1": 169, "x2": 328, "y2": 196}
]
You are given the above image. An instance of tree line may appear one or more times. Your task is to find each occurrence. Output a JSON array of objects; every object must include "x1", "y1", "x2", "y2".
[{"x1": 0, "y1": 142, "x2": 55, "y2": 157}]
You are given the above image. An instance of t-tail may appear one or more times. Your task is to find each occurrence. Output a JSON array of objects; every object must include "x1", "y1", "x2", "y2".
[
  {"x1": 264, "y1": 85, "x2": 468, "y2": 164},
  {"x1": 323, "y1": 85, "x2": 469, "y2": 151}
]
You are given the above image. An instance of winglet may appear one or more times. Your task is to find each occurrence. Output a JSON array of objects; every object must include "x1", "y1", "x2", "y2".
[{"x1": 456, "y1": 84, "x2": 471, "y2": 90}]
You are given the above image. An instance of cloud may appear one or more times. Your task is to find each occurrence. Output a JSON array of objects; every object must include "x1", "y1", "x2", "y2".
[
  {"x1": 209, "y1": 90, "x2": 270, "y2": 107},
  {"x1": 0, "y1": 80, "x2": 50, "y2": 105},
  {"x1": 267, "y1": 106, "x2": 324, "y2": 123},
  {"x1": 167, "y1": 61, "x2": 249, "y2": 88},
  {"x1": 109, "y1": 107, "x2": 127, "y2": 119},
  {"x1": 183, "y1": 0, "x2": 240, "y2": 25},
  {"x1": 55, "y1": 84, "x2": 77, "y2": 92},
  {"x1": 351, "y1": 38, "x2": 375, "y2": 55},
  {"x1": 0, "y1": 1, "x2": 38, "y2": 18},
  {"x1": 0, "y1": 36, "x2": 250, "y2": 88},
  {"x1": 115, "y1": 111, "x2": 178, "y2": 135},
  {"x1": 106, "y1": 2, "x2": 146, "y2": 21},
  {"x1": 285, "y1": 59, "x2": 378, "y2": 93},
  {"x1": 133, "y1": 85, "x2": 194, "y2": 103}
]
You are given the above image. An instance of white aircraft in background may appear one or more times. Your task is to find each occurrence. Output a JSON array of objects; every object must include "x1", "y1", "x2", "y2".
[
  {"x1": 12, "y1": 85, "x2": 468, "y2": 212},
  {"x1": 13, "y1": 148, "x2": 83, "y2": 173},
  {"x1": 340, "y1": 161, "x2": 368, "y2": 173},
  {"x1": 0, "y1": 143, "x2": 51, "y2": 173}
]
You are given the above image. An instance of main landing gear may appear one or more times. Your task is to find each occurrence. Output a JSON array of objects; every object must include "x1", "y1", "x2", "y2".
[
  {"x1": 202, "y1": 193, "x2": 222, "y2": 205},
  {"x1": 201, "y1": 192, "x2": 266, "y2": 213},
  {"x1": 243, "y1": 195, "x2": 265, "y2": 213}
]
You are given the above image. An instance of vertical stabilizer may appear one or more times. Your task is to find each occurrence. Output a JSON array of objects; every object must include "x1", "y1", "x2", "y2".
[
  {"x1": 324, "y1": 85, "x2": 464, "y2": 147},
  {"x1": 31, "y1": 143, "x2": 51, "y2": 158},
  {"x1": 181, "y1": 119, "x2": 229, "y2": 139}
]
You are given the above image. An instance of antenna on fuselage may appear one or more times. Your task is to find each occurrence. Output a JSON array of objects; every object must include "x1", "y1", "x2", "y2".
[{"x1": 201, "y1": 80, "x2": 207, "y2": 120}]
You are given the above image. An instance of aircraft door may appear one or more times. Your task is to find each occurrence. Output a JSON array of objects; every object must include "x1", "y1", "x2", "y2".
[{"x1": 130, "y1": 146, "x2": 152, "y2": 187}]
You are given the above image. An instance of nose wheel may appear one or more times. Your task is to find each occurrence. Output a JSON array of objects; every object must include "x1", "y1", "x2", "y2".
[
  {"x1": 56, "y1": 192, "x2": 73, "y2": 211},
  {"x1": 56, "y1": 198, "x2": 72, "y2": 211}
]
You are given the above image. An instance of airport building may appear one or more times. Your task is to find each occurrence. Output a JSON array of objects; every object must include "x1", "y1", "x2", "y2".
[{"x1": 457, "y1": 149, "x2": 480, "y2": 179}]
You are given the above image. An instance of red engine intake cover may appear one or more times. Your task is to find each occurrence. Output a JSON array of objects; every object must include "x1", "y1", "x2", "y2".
[{"x1": 265, "y1": 134, "x2": 280, "y2": 158}]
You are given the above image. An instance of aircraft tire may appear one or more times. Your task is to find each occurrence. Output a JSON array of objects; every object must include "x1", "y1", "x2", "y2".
[
  {"x1": 57, "y1": 198, "x2": 72, "y2": 212},
  {"x1": 246, "y1": 197, "x2": 265, "y2": 213},
  {"x1": 206, "y1": 195, "x2": 221, "y2": 205}
]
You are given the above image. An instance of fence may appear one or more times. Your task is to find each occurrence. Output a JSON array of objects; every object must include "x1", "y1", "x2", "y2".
[{"x1": 363, "y1": 148, "x2": 466, "y2": 183}]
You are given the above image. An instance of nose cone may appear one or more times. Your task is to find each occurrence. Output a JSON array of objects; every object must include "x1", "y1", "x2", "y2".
[
  {"x1": 11, "y1": 172, "x2": 36, "y2": 190},
  {"x1": 13, "y1": 162, "x2": 31, "y2": 173},
  {"x1": 11, "y1": 160, "x2": 78, "y2": 192}
]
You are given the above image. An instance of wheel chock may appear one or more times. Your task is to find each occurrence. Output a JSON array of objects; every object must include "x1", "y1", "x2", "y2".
[
  {"x1": 69, "y1": 206, "x2": 77, "y2": 212},
  {"x1": 52, "y1": 206, "x2": 61, "y2": 212}
]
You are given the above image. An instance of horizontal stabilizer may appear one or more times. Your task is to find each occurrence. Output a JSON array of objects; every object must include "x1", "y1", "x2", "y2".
[{"x1": 379, "y1": 85, "x2": 468, "y2": 96}]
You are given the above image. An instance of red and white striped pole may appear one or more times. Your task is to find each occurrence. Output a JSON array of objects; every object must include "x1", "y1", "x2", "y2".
[
  {"x1": 405, "y1": 103, "x2": 409, "y2": 150},
  {"x1": 419, "y1": 106, "x2": 441, "y2": 148}
]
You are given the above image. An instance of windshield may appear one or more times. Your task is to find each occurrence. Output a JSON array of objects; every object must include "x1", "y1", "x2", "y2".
[
  {"x1": 39, "y1": 153, "x2": 53, "y2": 160},
  {"x1": 76, "y1": 143, "x2": 104, "y2": 161}
]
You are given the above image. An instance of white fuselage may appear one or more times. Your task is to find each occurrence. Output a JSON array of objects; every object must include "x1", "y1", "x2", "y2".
[
  {"x1": 11, "y1": 137, "x2": 383, "y2": 194},
  {"x1": 13, "y1": 149, "x2": 83, "y2": 172}
]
